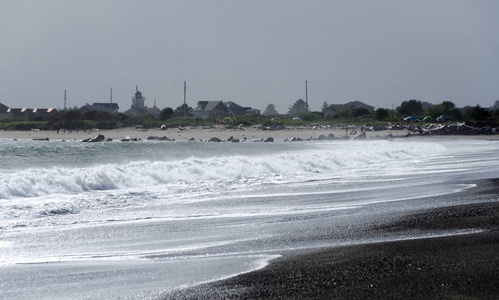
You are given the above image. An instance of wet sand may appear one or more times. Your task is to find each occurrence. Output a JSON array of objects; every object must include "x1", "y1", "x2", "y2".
[{"x1": 163, "y1": 179, "x2": 499, "y2": 299}]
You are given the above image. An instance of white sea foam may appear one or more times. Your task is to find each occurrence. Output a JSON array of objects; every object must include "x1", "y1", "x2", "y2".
[
  {"x1": 1, "y1": 138, "x2": 498, "y2": 299},
  {"x1": 0, "y1": 140, "x2": 445, "y2": 200},
  {"x1": 0, "y1": 139, "x2": 454, "y2": 227}
]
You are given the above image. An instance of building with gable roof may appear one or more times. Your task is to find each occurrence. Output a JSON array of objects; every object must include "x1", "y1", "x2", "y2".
[
  {"x1": 224, "y1": 101, "x2": 260, "y2": 116},
  {"x1": 80, "y1": 103, "x2": 119, "y2": 113},
  {"x1": 193, "y1": 101, "x2": 230, "y2": 119},
  {"x1": 0, "y1": 103, "x2": 9, "y2": 119},
  {"x1": 324, "y1": 101, "x2": 375, "y2": 117},
  {"x1": 0, "y1": 104, "x2": 57, "y2": 120}
]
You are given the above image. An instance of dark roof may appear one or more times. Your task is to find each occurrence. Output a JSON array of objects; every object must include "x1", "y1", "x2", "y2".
[
  {"x1": 224, "y1": 101, "x2": 252, "y2": 116},
  {"x1": 8, "y1": 108, "x2": 31, "y2": 113},
  {"x1": 32, "y1": 108, "x2": 57, "y2": 114},
  {"x1": 92, "y1": 103, "x2": 120, "y2": 109},
  {"x1": 145, "y1": 107, "x2": 160, "y2": 115},
  {"x1": 196, "y1": 101, "x2": 228, "y2": 112},
  {"x1": 327, "y1": 101, "x2": 375, "y2": 113},
  {"x1": 134, "y1": 90, "x2": 143, "y2": 99},
  {"x1": 0, "y1": 103, "x2": 8, "y2": 113}
]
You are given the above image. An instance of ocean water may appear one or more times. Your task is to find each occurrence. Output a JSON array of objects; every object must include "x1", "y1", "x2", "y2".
[{"x1": 0, "y1": 137, "x2": 498, "y2": 299}]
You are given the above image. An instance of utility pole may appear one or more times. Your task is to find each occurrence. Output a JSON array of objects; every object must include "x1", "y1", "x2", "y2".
[
  {"x1": 110, "y1": 87, "x2": 113, "y2": 104},
  {"x1": 183, "y1": 81, "x2": 187, "y2": 118},
  {"x1": 305, "y1": 80, "x2": 309, "y2": 112},
  {"x1": 64, "y1": 90, "x2": 67, "y2": 110}
]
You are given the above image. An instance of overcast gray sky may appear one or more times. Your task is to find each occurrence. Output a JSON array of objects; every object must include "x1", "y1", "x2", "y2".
[{"x1": 1, "y1": 0, "x2": 498, "y2": 113}]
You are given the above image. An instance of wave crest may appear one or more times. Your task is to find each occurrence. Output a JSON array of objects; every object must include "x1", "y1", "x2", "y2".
[{"x1": 0, "y1": 141, "x2": 444, "y2": 199}]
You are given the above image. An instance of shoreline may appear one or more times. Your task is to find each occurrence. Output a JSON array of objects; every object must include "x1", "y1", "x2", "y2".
[
  {"x1": 163, "y1": 180, "x2": 499, "y2": 299},
  {"x1": 1, "y1": 126, "x2": 498, "y2": 142}
]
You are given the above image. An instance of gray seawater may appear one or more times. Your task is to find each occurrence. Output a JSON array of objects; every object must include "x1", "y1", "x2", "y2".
[{"x1": 0, "y1": 137, "x2": 498, "y2": 299}]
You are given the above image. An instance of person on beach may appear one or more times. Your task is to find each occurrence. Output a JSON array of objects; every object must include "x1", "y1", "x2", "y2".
[{"x1": 417, "y1": 125, "x2": 423, "y2": 135}]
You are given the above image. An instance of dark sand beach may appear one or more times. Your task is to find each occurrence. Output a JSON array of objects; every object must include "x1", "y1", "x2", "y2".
[{"x1": 164, "y1": 179, "x2": 499, "y2": 299}]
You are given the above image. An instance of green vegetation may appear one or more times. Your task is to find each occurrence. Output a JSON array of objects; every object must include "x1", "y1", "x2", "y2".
[
  {"x1": 397, "y1": 99, "x2": 423, "y2": 116},
  {"x1": 374, "y1": 108, "x2": 390, "y2": 121},
  {"x1": 1, "y1": 100, "x2": 498, "y2": 131},
  {"x1": 288, "y1": 99, "x2": 308, "y2": 116},
  {"x1": 263, "y1": 103, "x2": 278, "y2": 116}
]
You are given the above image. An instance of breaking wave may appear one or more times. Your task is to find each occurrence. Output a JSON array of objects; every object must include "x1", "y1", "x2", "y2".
[{"x1": 0, "y1": 140, "x2": 445, "y2": 200}]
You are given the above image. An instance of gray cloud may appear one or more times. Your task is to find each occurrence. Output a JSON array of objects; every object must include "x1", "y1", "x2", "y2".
[{"x1": 1, "y1": 0, "x2": 497, "y2": 112}]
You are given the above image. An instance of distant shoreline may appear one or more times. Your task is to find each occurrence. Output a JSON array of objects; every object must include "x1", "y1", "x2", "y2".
[{"x1": 1, "y1": 126, "x2": 498, "y2": 142}]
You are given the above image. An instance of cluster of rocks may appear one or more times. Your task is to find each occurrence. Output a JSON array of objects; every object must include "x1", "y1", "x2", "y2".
[
  {"x1": 81, "y1": 134, "x2": 109, "y2": 142},
  {"x1": 80, "y1": 134, "x2": 147, "y2": 142},
  {"x1": 260, "y1": 125, "x2": 286, "y2": 131},
  {"x1": 418, "y1": 123, "x2": 489, "y2": 135},
  {"x1": 147, "y1": 136, "x2": 175, "y2": 141},
  {"x1": 75, "y1": 131, "x2": 398, "y2": 144},
  {"x1": 79, "y1": 134, "x2": 177, "y2": 142},
  {"x1": 28, "y1": 123, "x2": 495, "y2": 143},
  {"x1": 200, "y1": 136, "x2": 264, "y2": 142},
  {"x1": 403, "y1": 123, "x2": 488, "y2": 136},
  {"x1": 198, "y1": 132, "x2": 399, "y2": 143}
]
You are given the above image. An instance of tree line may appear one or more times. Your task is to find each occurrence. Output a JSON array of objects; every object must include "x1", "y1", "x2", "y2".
[
  {"x1": 263, "y1": 99, "x2": 499, "y2": 124},
  {"x1": 1, "y1": 99, "x2": 498, "y2": 131}
]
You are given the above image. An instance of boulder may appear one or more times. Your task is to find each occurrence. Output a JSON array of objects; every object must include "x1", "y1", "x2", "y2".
[
  {"x1": 209, "y1": 137, "x2": 222, "y2": 142},
  {"x1": 354, "y1": 132, "x2": 367, "y2": 140},
  {"x1": 263, "y1": 137, "x2": 274, "y2": 142},
  {"x1": 158, "y1": 136, "x2": 174, "y2": 141},
  {"x1": 148, "y1": 136, "x2": 174, "y2": 141},
  {"x1": 227, "y1": 136, "x2": 240, "y2": 142},
  {"x1": 81, "y1": 134, "x2": 105, "y2": 142}
]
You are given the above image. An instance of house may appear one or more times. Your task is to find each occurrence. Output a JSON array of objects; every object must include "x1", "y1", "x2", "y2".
[
  {"x1": 245, "y1": 108, "x2": 261, "y2": 116},
  {"x1": 144, "y1": 106, "x2": 161, "y2": 118},
  {"x1": 1, "y1": 102, "x2": 58, "y2": 120},
  {"x1": 31, "y1": 108, "x2": 57, "y2": 119},
  {"x1": 224, "y1": 101, "x2": 261, "y2": 116},
  {"x1": 324, "y1": 101, "x2": 375, "y2": 117},
  {"x1": 80, "y1": 103, "x2": 119, "y2": 113},
  {"x1": 7, "y1": 108, "x2": 33, "y2": 119},
  {"x1": 193, "y1": 101, "x2": 229, "y2": 119},
  {"x1": 4, "y1": 107, "x2": 57, "y2": 120},
  {"x1": 0, "y1": 103, "x2": 9, "y2": 119}
]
